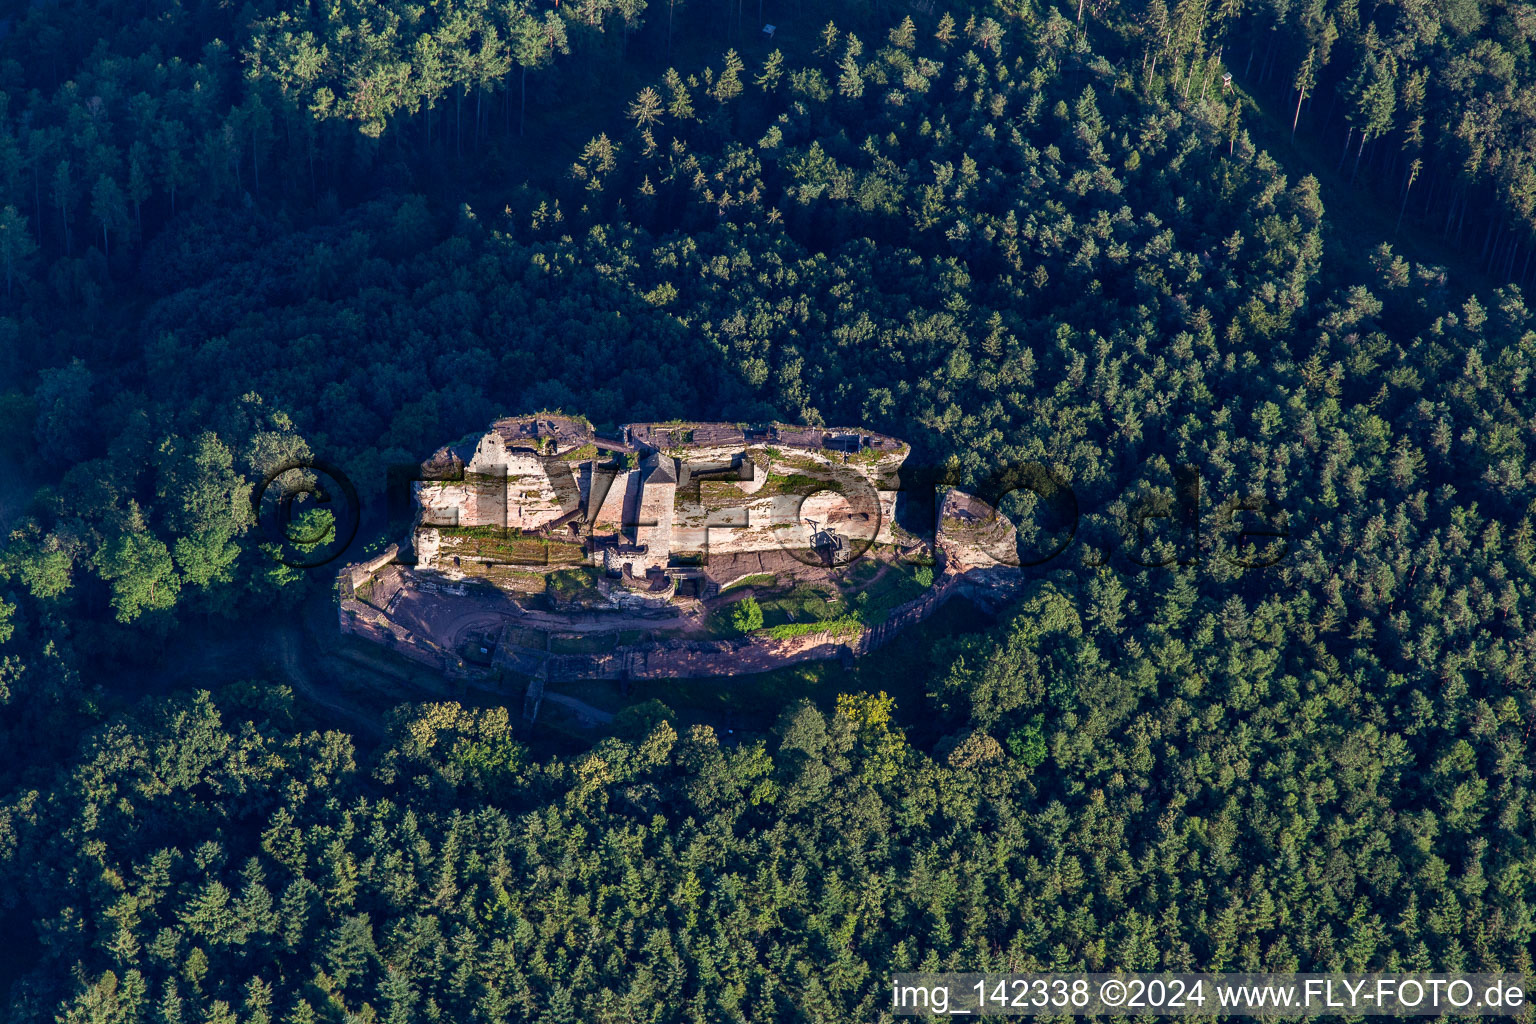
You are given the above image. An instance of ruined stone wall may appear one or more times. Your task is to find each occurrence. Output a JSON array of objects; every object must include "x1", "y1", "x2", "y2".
[
  {"x1": 628, "y1": 422, "x2": 906, "y2": 466},
  {"x1": 590, "y1": 468, "x2": 638, "y2": 533},
  {"x1": 530, "y1": 630, "x2": 865, "y2": 682},
  {"x1": 416, "y1": 475, "x2": 503, "y2": 530},
  {"x1": 856, "y1": 573, "x2": 966, "y2": 653},
  {"x1": 406, "y1": 418, "x2": 916, "y2": 576},
  {"x1": 632, "y1": 473, "x2": 675, "y2": 571},
  {"x1": 339, "y1": 545, "x2": 400, "y2": 597},
  {"x1": 341, "y1": 416, "x2": 1014, "y2": 683},
  {"x1": 491, "y1": 414, "x2": 593, "y2": 454},
  {"x1": 669, "y1": 448, "x2": 901, "y2": 558},
  {"x1": 936, "y1": 488, "x2": 1020, "y2": 570},
  {"x1": 502, "y1": 577, "x2": 973, "y2": 683},
  {"x1": 495, "y1": 642, "x2": 548, "y2": 678},
  {"x1": 413, "y1": 454, "x2": 583, "y2": 571},
  {"x1": 339, "y1": 597, "x2": 451, "y2": 672},
  {"x1": 408, "y1": 433, "x2": 586, "y2": 537},
  {"x1": 507, "y1": 452, "x2": 581, "y2": 531},
  {"x1": 670, "y1": 489, "x2": 802, "y2": 556},
  {"x1": 628, "y1": 422, "x2": 748, "y2": 452}
]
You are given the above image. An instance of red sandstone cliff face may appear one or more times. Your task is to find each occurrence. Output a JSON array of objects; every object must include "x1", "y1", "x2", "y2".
[{"x1": 340, "y1": 556, "x2": 1025, "y2": 689}]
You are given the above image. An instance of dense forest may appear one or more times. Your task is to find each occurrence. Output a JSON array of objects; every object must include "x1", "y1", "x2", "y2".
[{"x1": 1, "y1": 0, "x2": 1535, "y2": 1019}]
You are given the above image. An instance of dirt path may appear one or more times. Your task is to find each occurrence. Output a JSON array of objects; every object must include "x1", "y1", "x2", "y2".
[{"x1": 270, "y1": 625, "x2": 386, "y2": 743}]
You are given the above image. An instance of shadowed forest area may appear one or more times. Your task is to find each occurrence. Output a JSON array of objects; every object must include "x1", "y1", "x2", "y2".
[{"x1": 1, "y1": 0, "x2": 1535, "y2": 1019}]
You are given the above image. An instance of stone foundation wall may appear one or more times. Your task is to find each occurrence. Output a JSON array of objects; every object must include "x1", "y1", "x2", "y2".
[
  {"x1": 339, "y1": 597, "x2": 452, "y2": 672},
  {"x1": 347, "y1": 560, "x2": 1018, "y2": 687},
  {"x1": 490, "y1": 569, "x2": 998, "y2": 683},
  {"x1": 854, "y1": 573, "x2": 966, "y2": 652},
  {"x1": 589, "y1": 468, "x2": 638, "y2": 531},
  {"x1": 521, "y1": 631, "x2": 865, "y2": 682}
]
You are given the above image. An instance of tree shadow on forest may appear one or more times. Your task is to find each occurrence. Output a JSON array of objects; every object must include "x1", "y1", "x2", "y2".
[{"x1": 0, "y1": 905, "x2": 41, "y2": 1010}]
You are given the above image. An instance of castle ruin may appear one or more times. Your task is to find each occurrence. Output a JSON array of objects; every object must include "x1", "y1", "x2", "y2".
[{"x1": 338, "y1": 414, "x2": 1026, "y2": 707}]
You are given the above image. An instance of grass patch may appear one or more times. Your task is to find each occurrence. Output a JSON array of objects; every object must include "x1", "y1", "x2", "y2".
[
  {"x1": 560, "y1": 443, "x2": 599, "y2": 461},
  {"x1": 547, "y1": 566, "x2": 605, "y2": 601},
  {"x1": 689, "y1": 479, "x2": 751, "y2": 514},
  {"x1": 722, "y1": 573, "x2": 776, "y2": 591},
  {"x1": 844, "y1": 562, "x2": 933, "y2": 624},
  {"x1": 502, "y1": 626, "x2": 548, "y2": 650},
  {"x1": 762, "y1": 615, "x2": 863, "y2": 639},
  {"x1": 842, "y1": 558, "x2": 881, "y2": 587},
  {"x1": 436, "y1": 524, "x2": 585, "y2": 565},
  {"x1": 760, "y1": 471, "x2": 844, "y2": 496},
  {"x1": 460, "y1": 639, "x2": 497, "y2": 666},
  {"x1": 843, "y1": 442, "x2": 906, "y2": 465},
  {"x1": 483, "y1": 566, "x2": 549, "y2": 592},
  {"x1": 756, "y1": 584, "x2": 847, "y2": 626},
  {"x1": 704, "y1": 606, "x2": 746, "y2": 638},
  {"x1": 715, "y1": 563, "x2": 934, "y2": 640},
  {"x1": 549, "y1": 632, "x2": 618, "y2": 655},
  {"x1": 545, "y1": 628, "x2": 647, "y2": 654},
  {"x1": 767, "y1": 452, "x2": 828, "y2": 472}
]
